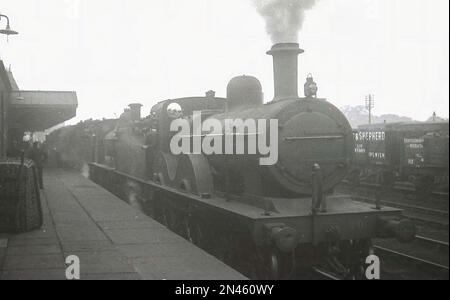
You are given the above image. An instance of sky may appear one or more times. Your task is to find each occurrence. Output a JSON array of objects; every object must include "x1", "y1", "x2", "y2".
[{"x1": 0, "y1": 0, "x2": 448, "y2": 123}]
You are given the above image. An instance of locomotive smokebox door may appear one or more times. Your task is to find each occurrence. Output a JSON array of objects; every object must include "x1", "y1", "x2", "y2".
[{"x1": 304, "y1": 74, "x2": 318, "y2": 98}]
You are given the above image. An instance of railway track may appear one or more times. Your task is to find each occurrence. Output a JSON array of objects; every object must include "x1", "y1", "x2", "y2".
[
  {"x1": 311, "y1": 267, "x2": 341, "y2": 280},
  {"x1": 355, "y1": 196, "x2": 448, "y2": 218},
  {"x1": 393, "y1": 182, "x2": 449, "y2": 198},
  {"x1": 307, "y1": 237, "x2": 449, "y2": 280},
  {"x1": 338, "y1": 182, "x2": 449, "y2": 280},
  {"x1": 336, "y1": 183, "x2": 449, "y2": 228},
  {"x1": 309, "y1": 237, "x2": 449, "y2": 280},
  {"x1": 415, "y1": 235, "x2": 449, "y2": 253},
  {"x1": 375, "y1": 245, "x2": 449, "y2": 280},
  {"x1": 341, "y1": 180, "x2": 449, "y2": 203},
  {"x1": 353, "y1": 196, "x2": 448, "y2": 227}
]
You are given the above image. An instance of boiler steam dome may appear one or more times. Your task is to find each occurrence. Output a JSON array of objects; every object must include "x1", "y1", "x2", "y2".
[{"x1": 226, "y1": 75, "x2": 263, "y2": 110}]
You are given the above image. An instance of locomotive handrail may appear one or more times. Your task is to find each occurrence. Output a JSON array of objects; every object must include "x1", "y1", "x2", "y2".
[{"x1": 180, "y1": 132, "x2": 263, "y2": 138}]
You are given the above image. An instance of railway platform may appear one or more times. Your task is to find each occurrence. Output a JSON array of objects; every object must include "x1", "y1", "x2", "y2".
[{"x1": 0, "y1": 169, "x2": 246, "y2": 280}]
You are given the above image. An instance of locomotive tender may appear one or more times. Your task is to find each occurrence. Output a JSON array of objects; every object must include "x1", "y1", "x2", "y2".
[{"x1": 82, "y1": 43, "x2": 416, "y2": 279}]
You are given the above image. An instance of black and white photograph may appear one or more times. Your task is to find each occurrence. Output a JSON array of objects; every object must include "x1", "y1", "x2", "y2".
[{"x1": 0, "y1": 0, "x2": 448, "y2": 284}]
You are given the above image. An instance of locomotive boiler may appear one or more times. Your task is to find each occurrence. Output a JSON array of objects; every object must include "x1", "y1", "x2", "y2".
[
  {"x1": 84, "y1": 43, "x2": 415, "y2": 279},
  {"x1": 151, "y1": 44, "x2": 353, "y2": 198}
]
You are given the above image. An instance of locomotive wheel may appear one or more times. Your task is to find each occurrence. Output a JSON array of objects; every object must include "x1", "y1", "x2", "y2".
[
  {"x1": 174, "y1": 154, "x2": 213, "y2": 195},
  {"x1": 321, "y1": 239, "x2": 371, "y2": 280},
  {"x1": 252, "y1": 252, "x2": 281, "y2": 280},
  {"x1": 152, "y1": 151, "x2": 177, "y2": 187},
  {"x1": 345, "y1": 240, "x2": 370, "y2": 280},
  {"x1": 247, "y1": 251, "x2": 278, "y2": 280},
  {"x1": 267, "y1": 252, "x2": 280, "y2": 280},
  {"x1": 250, "y1": 249, "x2": 295, "y2": 280}
]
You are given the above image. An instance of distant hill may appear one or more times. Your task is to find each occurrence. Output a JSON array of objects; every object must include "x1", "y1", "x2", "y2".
[{"x1": 340, "y1": 105, "x2": 415, "y2": 129}]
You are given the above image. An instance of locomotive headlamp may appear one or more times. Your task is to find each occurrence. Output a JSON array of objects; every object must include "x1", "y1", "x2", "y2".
[
  {"x1": 0, "y1": 14, "x2": 19, "y2": 36},
  {"x1": 167, "y1": 103, "x2": 183, "y2": 119},
  {"x1": 304, "y1": 73, "x2": 318, "y2": 98}
]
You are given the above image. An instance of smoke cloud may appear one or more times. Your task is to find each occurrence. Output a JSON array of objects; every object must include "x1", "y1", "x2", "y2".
[{"x1": 254, "y1": 0, "x2": 317, "y2": 43}]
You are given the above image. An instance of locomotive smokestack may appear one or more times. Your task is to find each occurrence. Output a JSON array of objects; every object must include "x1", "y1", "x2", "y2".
[
  {"x1": 267, "y1": 43, "x2": 304, "y2": 101},
  {"x1": 128, "y1": 103, "x2": 143, "y2": 121}
]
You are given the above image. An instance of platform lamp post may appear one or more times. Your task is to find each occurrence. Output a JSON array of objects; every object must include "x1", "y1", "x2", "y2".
[
  {"x1": 0, "y1": 12, "x2": 19, "y2": 60},
  {"x1": 0, "y1": 13, "x2": 18, "y2": 157},
  {"x1": 0, "y1": 13, "x2": 19, "y2": 37}
]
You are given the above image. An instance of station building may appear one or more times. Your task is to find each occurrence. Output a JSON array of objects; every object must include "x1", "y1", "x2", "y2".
[{"x1": 0, "y1": 59, "x2": 78, "y2": 156}]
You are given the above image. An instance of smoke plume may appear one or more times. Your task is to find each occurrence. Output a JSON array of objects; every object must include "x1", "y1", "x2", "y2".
[{"x1": 254, "y1": 0, "x2": 317, "y2": 43}]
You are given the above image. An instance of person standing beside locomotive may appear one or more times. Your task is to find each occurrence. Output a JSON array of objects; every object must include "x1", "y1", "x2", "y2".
[{"x1": 28, "y1": 142, "x2": 48, "y2": 189}]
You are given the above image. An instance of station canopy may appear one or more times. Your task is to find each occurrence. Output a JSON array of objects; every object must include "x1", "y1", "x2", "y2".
[{"x1": 9, "y1": 90, "x2": 78, "y2": 132}]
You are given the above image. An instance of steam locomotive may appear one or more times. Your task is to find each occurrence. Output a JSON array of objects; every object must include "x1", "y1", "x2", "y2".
[{"x1": 53, "y1": 43, "x2": 416, "y2": 279}]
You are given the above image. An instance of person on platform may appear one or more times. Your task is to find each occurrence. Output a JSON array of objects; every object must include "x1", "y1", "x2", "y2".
[{"x1": 28, "y1": 142, "x2": 48, "y2": 189}]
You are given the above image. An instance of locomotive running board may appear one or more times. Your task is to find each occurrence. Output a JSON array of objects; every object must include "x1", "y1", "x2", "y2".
[{"x1": 89, "y1": 163, "x2": 405, "y2": 245}]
